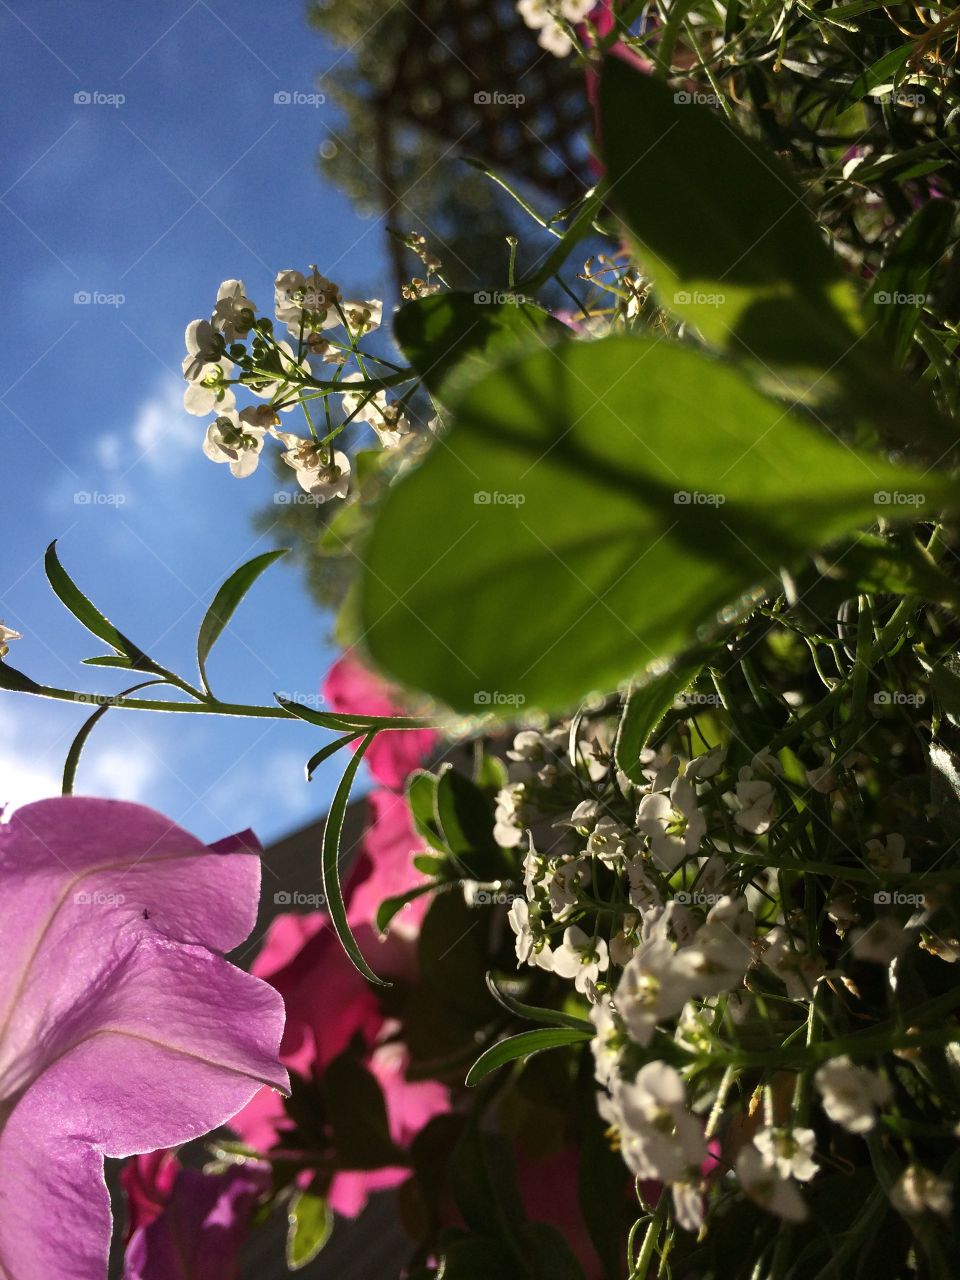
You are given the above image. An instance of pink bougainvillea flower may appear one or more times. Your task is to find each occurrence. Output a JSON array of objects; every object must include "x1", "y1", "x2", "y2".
[
  {"x1": 348, "y1": 789, "x2": 432, "y2": 939},
  {"x1": 0, "y1": 797, "x2": 288, "y2": 1280},
  {"x1": 322, "y1": 649, "x2": 438, "y2": 789},
  {"x1": 122, "y1": 1150, "x2": 270, "y2": 1280},
  {"x1": 232, "y1": 908, "x2": 449, "y2": 1217}
]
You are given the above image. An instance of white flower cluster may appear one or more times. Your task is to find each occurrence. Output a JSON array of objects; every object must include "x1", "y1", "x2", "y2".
[
  {"x1": 516, "y1": 0, "x2": 593, "y2": 57},
  {"x1": 182, "y1": 270, "x2": 411, "y2": 502},
  {"x1": 491, "y1": 717, "x2": 928, "y2": 1230}
]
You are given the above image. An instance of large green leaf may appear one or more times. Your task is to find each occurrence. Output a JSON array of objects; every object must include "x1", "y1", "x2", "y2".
[
  {"x1": 598, "y1": 59, "x2": 952, "y2": 451},
  {"x1": 359, "y1": 334, "x2": 950, "y2": 714},
  {"x1": 599, "y1": 58, "x2": 855, "y2": 357},
  {"x1": 285, "y1": 1191, "x2": 333, "y2": 1270},
  {"x1": 394, "y1": 290, "x2": 566, "y2": 400},
  {"x1": 465, "y1": 1027, "x2": 593, "y2": 1086}
]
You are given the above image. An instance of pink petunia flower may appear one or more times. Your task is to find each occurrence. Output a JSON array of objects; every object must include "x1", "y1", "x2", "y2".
[
  {"x1": 122, "y1": 1150, "x2": 270, "y2": 1280},
  {"x1": 0, "y1": 797, "x2": 288, "y2": 1280},
  {"x1": 322, "y1": 650, "x2": 438, "y2": 789}
]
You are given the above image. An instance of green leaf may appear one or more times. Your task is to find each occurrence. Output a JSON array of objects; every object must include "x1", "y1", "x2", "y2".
[
  {"x1": 197, "y1": 549, "x2": 288, "y2": 696},
  {"x1": 615, "y1": 653, "x2": 707, "y2": 783},
  {"x1": 81, "y1": 655, "x2": 135, "y2": 668},
  {"x1": 841, "y1": 43, "x2": 915, "y2": 110},
  {"x1": 485, "y1": 973, "x2": 594, "y2": 1032},
  {"x1": 599, "y1": 58, "x2": 855, "y2": 358},
  {"x1": 285, "y1": 1191, "x2": 332, "y2": 1270},
  {"x1": 359, "y1": 334, "x2": 950, "y2": 714},
  {"x1": 866, "y1": 200, "x2": 956, "y2": 364},
  {"x1": 465, "y1": 1027, "x2": 593, "y2": 1086},
  {"x1": 406, "y1": 768, "x2": 448, "y2": 852},
  {"x1": 598, "y1": 59, "x2": 952, "y2": 451},
  {"x1": 304, "y1": 730, "x2": 364, "y2": 781},
  {"x1": 434, "y1": 765, "x2": 510, "y2": 880},
  {"x1": 276, "y1": 694, "x2": 433, "y2": 733},
  {"x1": 0, "y1": 663, "x2": 42, "y2": 694},
  {"x1": 323, "y1": 1049, "x2": 407, "y2": 1169},
  {"x1": 62, "y1": 679, "x2": 166, "y2": 795},
  {"x1": 375, "y1": 879, "x2": 446, "y2": 933},
  {"x1": 394, "y1": 290, "x2": 566, "y2": 400},
  {"x1": 322, "y1": 733, "x2": 389, "y2": 986},
  {"x1": 45, "y1": 541, "x2": 160, "y2": 672}
]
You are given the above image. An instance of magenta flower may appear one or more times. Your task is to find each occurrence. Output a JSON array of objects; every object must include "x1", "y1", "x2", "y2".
[
  {"x1": 0, "y1": 797, "x2": 289, "y2": 1280},
  {"x1": 231, "y1": 908, "x2": 449, "y2": 1217},
  {"x1": 122, "y1": 1150, "x2": 269, "y2": 1280},
  {"x1": 348, "y1": 788, "x2": 432, "y2": 938},
  {"x1": 322, "y1": 650, "x2": 437, "y2": 789}
]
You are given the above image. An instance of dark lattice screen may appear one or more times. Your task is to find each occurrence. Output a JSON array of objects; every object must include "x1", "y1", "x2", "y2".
[{"x1": 374, "y1": 0, "x2": 591, "y2": 281}]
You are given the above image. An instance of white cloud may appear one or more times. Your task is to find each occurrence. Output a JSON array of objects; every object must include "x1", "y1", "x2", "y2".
[
  {"x1": 0, "y1": 702, "x2": 159, "y2": 818},
  {"x1": 93, "y1": 380, "x2": 197, "y2": 477}
]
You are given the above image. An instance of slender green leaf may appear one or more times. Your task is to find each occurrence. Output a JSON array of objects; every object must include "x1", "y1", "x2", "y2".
[
  {"x1": 406, "y1": 768, "x2": 448, "y2": 851},
  {"x1": 286, "y1": 1191, "x2": 332, "y2": 1270},
  {"x1": 197, "y1": 549, "x2": 288, "y2": 696},
  {"x1": 866, "y1": 200, "x2": 956, "y2": 364},
  {"x1": 62, "y1": 679, "x2": 167, "y2": 795},
  {"x1": 375, "y1": 879, "x2": 446, "y2": 933},
  {"x1": 485, "y1": 973, "x2": 594, "y2": 1032},
  {"x1": 304, "y1": 730, "x2": 364, "y2": 781},
  {"x1": 322, "y1": 733, "x2": 390, "y2": 985},
  {"x1": 360, "y1": 334, "x2": 951, "y2": 714},
  {"x1": 276, "y1": 693, "x2": 434, "y2": 732},
  {"x1": 45, "y1": 541, "x2": 159, "y2": 671},
  {"x1": 465, "y1": 1027, "x2": 593, "y2": 1086},
  {"x1": 615, "y1": 654, "x2": 707, "y2": 782}
]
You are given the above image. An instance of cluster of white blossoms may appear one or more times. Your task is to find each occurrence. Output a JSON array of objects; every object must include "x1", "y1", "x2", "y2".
[
  {"x1": 490, "y1": 713, "x2": 942, "y2": 1231},
  {"x1": 181, "y1": 270, "x2": 412, "y2": 502},
  {"x1": 516, "y1": 0, "x2": 593, "y2": 56}
]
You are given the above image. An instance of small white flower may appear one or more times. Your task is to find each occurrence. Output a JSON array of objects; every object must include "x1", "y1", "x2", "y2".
[
  {"x1": 614, "y1": 919, "x2": 699, "y2": 1046},
  {"x1": 851, "y1": 917, "x2": 911, "y2": 964},
  {"x1": 684, "y1": 895, "x2": 754, "y2": 994},
  {"x1": 626, "y1": 856, "x2": 662, "y2": 913},
  {"x1": 814, "y1": 1055, "x2": 891, "y2": 1134},
  {"x1": 590, "y1": 996, "x2": 621, "y2": 1086},
  {"x1": 611, "y1": 1061, "x2": 706, "y2": 1182},
  {"x1": 211, "y1": 278, "x2": 256, "y2": 343},
  {"x1": 270, "y1": 429, "x2": 351, "y2": 501},
  {"x1": 729, "y1": 767, "x2": 777, "y2": 834},
  {"x1": 753, "y1": 1126, "x2": 818, "y2": 1182},
  {"x1": 340, "y1": 373, "x2": 410, "y2": 448},
  {"x1": 586, "y1": 816, "x2": 634, "y2": 865},
  {"x1": 547, "y1": 857, "x2": 590, "y2": 920},
  {"x1": 275, "y1": 267, "x2": 340, "y2": 332},
  {"x1": 685, "y1": 745, "x2": 725, "y2": 780},
  {"x1": 340, "y1": 298, "x2": 383, "y2": 335},
  {"x1": 890, "y1": 1165, "x2": 953, "y2": 1219},
  {"x1": 494, "y1": 784, "x2": 526, "y2": 849},
  {"x1": 636, "y1": 775, "x2": 705, "y2": 872},
  {"x1": 182, "y1": 318, "x2": 235, "y2": 416},
  {"x1": 672, "y1": 1179, "x2": 705, "y2": 1233},
  {"x1": 0, "y1": 623, "x2": 21, "y2": 660},
  {"x1": 759, "y1": 926, "x2": 822, "y2": 1000},
  {"x1": 552, "y1": 926, "x2": 609, "y2": 993},
  {"x1": 507, "y1": 897, "x2": 554, "y2": 970},
  {"x1": 182, "y1": 318, "x2": 226, "y2": 381},
  {"x1": 865, "y1": 833, "x2": 910, "y2": 874},
  {"x1": 736, "y1": 1144, "x2": 809, "y2": 1222},
  {"x1": 202, "y1": 409, "x2": 267, "y2": 478}
]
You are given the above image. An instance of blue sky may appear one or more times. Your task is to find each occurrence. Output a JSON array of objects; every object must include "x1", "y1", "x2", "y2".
[{"x1": 1, "y1": 0, "x2": 389, "y2": 843}]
